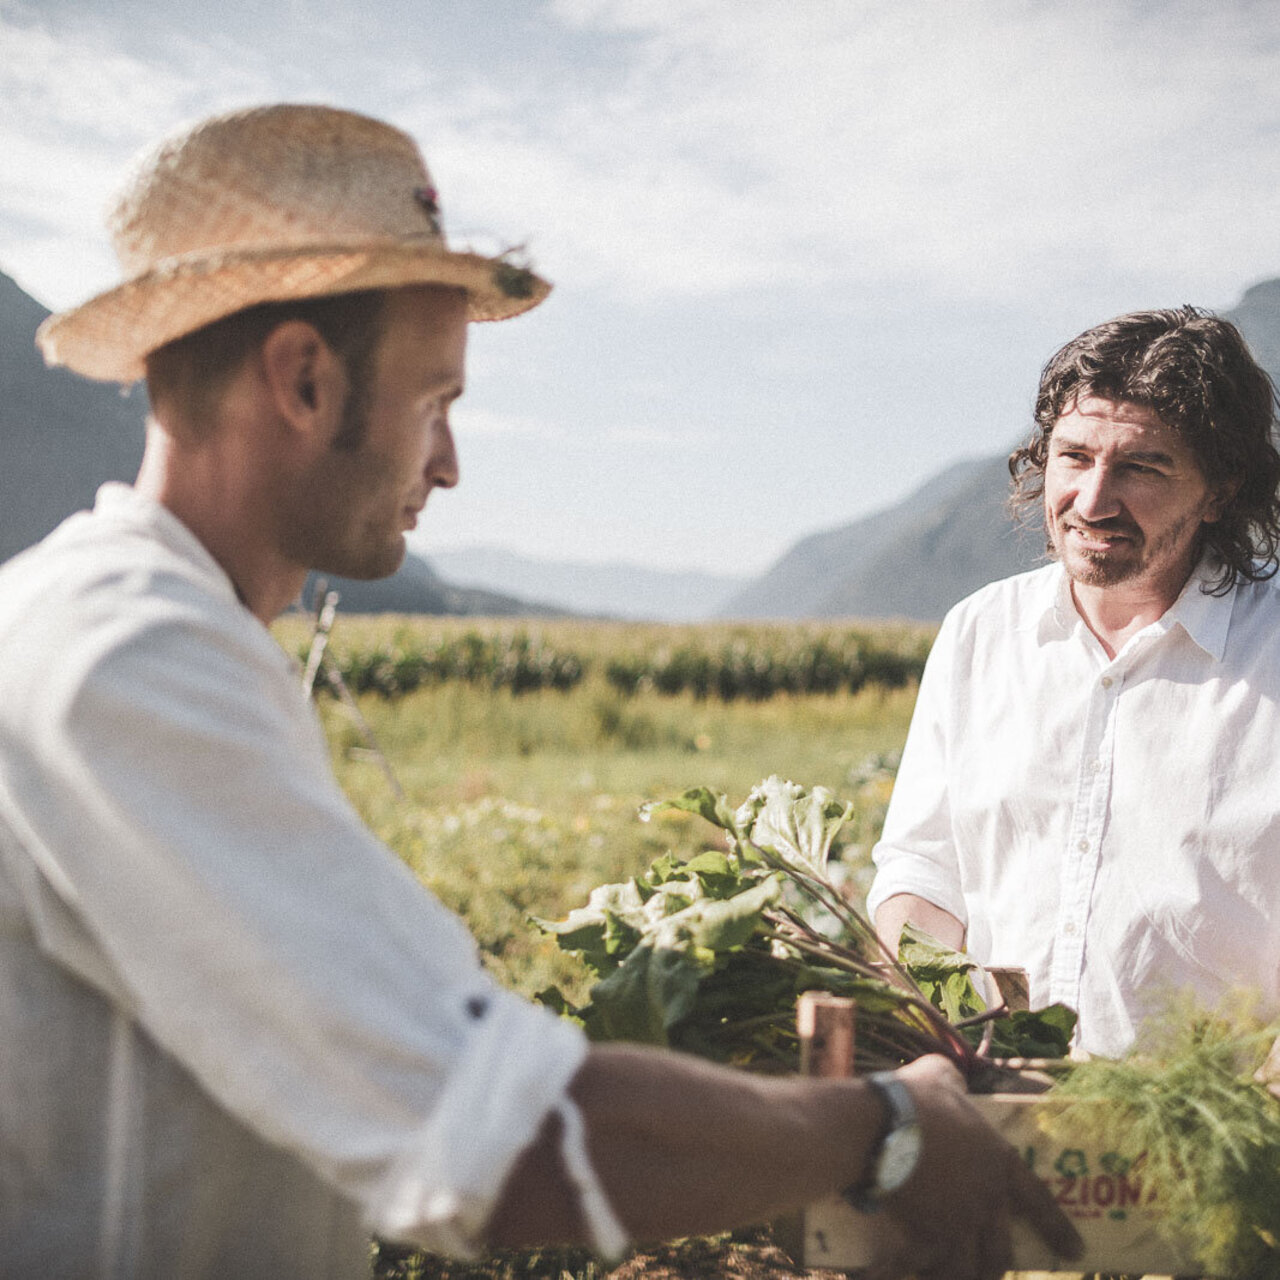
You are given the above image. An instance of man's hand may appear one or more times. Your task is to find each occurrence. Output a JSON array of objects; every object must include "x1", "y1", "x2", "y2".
[{"x1": 867, "y1": 1055, "x2": 1083, "y2": 1280}]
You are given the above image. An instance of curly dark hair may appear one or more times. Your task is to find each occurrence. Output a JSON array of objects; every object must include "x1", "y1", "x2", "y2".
[{"x1": 1008, "y1": 306, "x2": 1280, "y2": 592}]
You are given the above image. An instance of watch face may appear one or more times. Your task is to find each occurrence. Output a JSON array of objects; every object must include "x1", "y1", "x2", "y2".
[{"x1": 878, "y1": 1125, "x2": 922, "y2": 1194}]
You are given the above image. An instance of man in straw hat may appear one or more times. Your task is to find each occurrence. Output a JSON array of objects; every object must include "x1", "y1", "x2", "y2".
[{"x1": 0, "y1": 105, "x2": 1080, "y2": 1278}]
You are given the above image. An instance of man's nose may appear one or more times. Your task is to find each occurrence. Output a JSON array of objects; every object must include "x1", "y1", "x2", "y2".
[
  {"x1": 1071, "y1": 464, "x2": 1120, "y2": 520},
  {"x1": 427, "y1": 420, "x2": 459, "y2": 489}
]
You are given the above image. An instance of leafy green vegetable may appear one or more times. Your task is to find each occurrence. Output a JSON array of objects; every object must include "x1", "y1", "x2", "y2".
[
  {"x1": 987, "y1": 1004, "x2": 1078, "y2": 1059},
  {"x1": 897, "y1": 924, "x2": 986, "y2": 1025},
  {"x1": 539, "y1": 777, "x2": 1067, "y2": 1074},
  {"x1": 899, "y1": 924, "x2": 1076, "y2": 1059},
  {"x1": 640, "y1": 785, "x2": 740, "y2": 834},
  {"x1": 734, "y1": 777, "x2": 855, "y2": 878}
]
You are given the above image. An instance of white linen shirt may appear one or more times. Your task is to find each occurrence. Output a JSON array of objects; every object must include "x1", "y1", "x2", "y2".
[
  {"x1": 867, "y1": 559, "x2": 1280, "y2": 1058},
  {"x1": 0, "y1": 485, "x2": 625, "y2": 1278}
]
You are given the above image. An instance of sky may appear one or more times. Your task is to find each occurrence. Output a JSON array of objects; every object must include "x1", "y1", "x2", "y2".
[{"x1": 3, "y1": 0, "x2": 1280, "y2": 576}]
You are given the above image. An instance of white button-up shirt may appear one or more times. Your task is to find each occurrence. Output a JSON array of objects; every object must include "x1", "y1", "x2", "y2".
[
  {"x1": 867, "y1": 560, "x2": 1280, "y2": 1057},
  {"x1": 0, "y1": 486, "x2": 625, "y2": 1278}
]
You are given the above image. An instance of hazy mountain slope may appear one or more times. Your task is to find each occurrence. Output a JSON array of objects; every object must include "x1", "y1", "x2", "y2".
[
  {"x1": 0, "y1": 272, "x2": 148, "y2": 561},
  {"x1": 8, "y1": 267, "x2": 1279, "y2": 622},
  {"x1": 813, "y1": 454, "x2": 1045, "y2": 619},
  {"x1": 1225, "y1": 278, "x2": 1280, "y2": 381},
  {"x1": 430, "y1": 545, "x2": 745, "y2": 621},
  {"x1": 304, "y1": 555, "x2": 562, "y2": 617},
  {"x1": 719, "y1": 457, "x2": 992, "y2": 618}
]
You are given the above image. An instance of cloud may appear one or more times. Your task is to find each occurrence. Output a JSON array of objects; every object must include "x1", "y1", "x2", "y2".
[
  {"x1": 0, "y1": 14, "x2": 195, "y2": 143},
  {"x1": 451, "y1": 403, "x2": 697, "y2": 450},
  {"x1": 461, "y1": 0, "x2": 1280, "y2": 306},
  {"x1": 450, "y1": 404, "x2": 571, "y2": 442},
  {"x1": 5, "y1": 0, "x2": 1279, "y2": 317}
]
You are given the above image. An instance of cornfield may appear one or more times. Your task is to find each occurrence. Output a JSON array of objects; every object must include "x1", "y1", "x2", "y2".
[{"x1": 280, "y1": 615, "x2": 935, "y2": 703}]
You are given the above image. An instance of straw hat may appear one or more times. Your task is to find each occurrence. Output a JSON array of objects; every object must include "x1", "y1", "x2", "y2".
[{"x1": 35, "y1": 104, "x2": 551, "y2": 384}]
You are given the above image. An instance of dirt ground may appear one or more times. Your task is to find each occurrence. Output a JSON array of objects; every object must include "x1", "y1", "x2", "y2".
[
  {"x1": 372, "y1": 1227, "x2": 1141, "y2": 1279},
  {"x1": 372, "y1": 1225, "x2": 832, "y2": 1279}
]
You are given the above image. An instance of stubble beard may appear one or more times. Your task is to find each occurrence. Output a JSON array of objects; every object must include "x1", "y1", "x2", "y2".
[
  {"x1": 1052, "y1": 510, "x2": 1203, "y2": 591},
  {"x1": 294, "y1": 501, "x2": 407, "y2": 583}
]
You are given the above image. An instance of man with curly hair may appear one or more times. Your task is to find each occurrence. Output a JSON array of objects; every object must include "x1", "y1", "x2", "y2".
[{"x1": 868, "y1": 306, "x2": 1280, "y2": 1057}]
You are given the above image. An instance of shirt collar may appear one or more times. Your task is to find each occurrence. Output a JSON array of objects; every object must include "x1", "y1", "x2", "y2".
[
  {"x1": 1153, "y1": 556, "x2": 1232, "y2": 661},
  {"x1": 1029, "y1": 563, "x2": 1075, "y2": 644},
  {"x1": 1030, "y1": 555, "x2": 1232, "y2": 660},
  {"x1": 92, "y1": 482, "x2": 242, "y2": 609}
]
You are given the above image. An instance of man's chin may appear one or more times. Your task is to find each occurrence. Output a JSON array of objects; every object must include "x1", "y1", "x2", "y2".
[
  {"x1": 315, "y1": 540, "x2": 408, "y2": 582},
  {"x1": 1060, "y1": 549, "x2": 1140, "y2": 588}
]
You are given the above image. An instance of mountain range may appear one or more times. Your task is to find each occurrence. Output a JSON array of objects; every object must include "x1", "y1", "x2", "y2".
[
  {"x1": 428, "y1": 546, "x2": 746, "y2": 621},
  {"x1": 5, "y1": 269, "x2": 1280, "y2": 621}
]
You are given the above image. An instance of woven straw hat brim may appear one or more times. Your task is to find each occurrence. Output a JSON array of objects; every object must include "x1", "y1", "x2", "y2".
[{"x1": 36, "y1": 239, "x2": 551, "y2": 384}]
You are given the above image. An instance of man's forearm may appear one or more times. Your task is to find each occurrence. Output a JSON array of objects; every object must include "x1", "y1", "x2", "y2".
[
  {"x1": 573, "y1": 1043, "x2": 888, "y2": 1239},
  {"x1": 487, "y1": 1042, "x2": 886, "y2": 1245},
  {"x1": 874, "y1": 892, "x2": 965, "y2": 955}
]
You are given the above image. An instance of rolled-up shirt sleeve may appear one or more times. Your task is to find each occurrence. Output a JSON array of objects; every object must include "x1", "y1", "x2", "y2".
[
  {"x1": 865, "y1": 608, "x2": 968, "y2": 927},
  {"x1": 3, "y1": 580, "x2": 626, "y2": 1258}
]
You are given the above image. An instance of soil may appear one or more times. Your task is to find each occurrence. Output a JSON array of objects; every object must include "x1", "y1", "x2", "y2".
[{"x1": 372, "y1": 1225, "x2": 830, "y2": 1280}]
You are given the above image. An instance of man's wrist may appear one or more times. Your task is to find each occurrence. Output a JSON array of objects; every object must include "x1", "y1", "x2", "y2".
[{"x1": 844, "y1": 1072, "x2": 922, "y2": 1213}]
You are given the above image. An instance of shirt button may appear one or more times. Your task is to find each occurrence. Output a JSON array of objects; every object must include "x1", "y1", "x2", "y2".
[
  {"x1": 1090, "y1": 759, "x2": 1102, "y2": 773},
  {"x1": 1101, "y1": 675, "x2": 1114, "y2": 689},
  {"x1": 1064, "y1": 922, "x2": 1078, "y2": 936},
  {"x1": 1078, "y1": 838, "x2": 1090, "y2": 852}
]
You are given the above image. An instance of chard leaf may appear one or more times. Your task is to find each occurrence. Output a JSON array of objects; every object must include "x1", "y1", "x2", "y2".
[
  {"x1": 682, "y1": 849, "x2": 733, "y2": 877},
  {"x1": 988, "y1": 1004, "x2": 1077, "y2": 1059},
  {"x1": 649, "y1": 876, "x2": 782, "y2": 954},
  {"x1": 532, "y1": 879, "x2": 648, "y2": 974},
  {"x1": 739, "y1": 775, "x2": 855, "y2": 876},
  {"x1": 897, "y1": 924, "x2": 979, "y2": 975},
  {"x1": 586, "y1": 942, "x2": 705, "y2": 1045},
  {"x1": 898, "y1": 927, "x2": 1078, "y2": 1057},
  {"x1": 678, "y1": 849, "x2": 751, "y2": 898},
  {"x1": 898, "y1": 924, "x2": 986, "y2": 1024},
  {"x1": 642, "y1": 878, "x2": 702, "y2": 923},
  {"x1": 640, "y1": 787, "x2": 741, "y2": 834},
  {"x1": 577, "y1": 877, "x2": 783, "y2": 1048}
]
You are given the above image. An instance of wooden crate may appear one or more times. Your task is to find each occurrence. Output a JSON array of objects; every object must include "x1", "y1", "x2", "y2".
[{"x1": 781, "y1": 992, "x2": 1199, "y2": 1276}]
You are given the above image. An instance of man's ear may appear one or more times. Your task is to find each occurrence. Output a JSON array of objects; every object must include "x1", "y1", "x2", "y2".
[
  {"x1": 1204, "y1": 476, "x2": 1242, "y2": 524},
  {"x1": 258, "y1": 321, "x2": 346, "y2": 441}
]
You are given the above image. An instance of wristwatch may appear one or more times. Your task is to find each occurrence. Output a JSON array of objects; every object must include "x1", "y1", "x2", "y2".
[{"x1": 845, "y1": 1071, "x2": 922, "y2": 1213}]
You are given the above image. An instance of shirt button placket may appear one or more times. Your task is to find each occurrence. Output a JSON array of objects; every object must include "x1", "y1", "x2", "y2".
[{"x1": 1052, "y1": 667, "x2": 1119, "y2": 1014}]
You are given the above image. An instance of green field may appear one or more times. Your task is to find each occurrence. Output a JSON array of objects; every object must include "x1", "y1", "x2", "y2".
[
  {"x1": 277, "y1": 614, "x2": 927, "y2": 1004},
  {"x1": 273, "y1": 613, "x2": 930, "y2": 1278}
]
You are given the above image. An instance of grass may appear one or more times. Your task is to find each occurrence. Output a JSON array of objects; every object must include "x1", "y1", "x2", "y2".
[
  {"x1": 272, "y1": 613, "x2": 925, "y2": 1276},
  {"x1": 313, "y1": 671, "x2": 916, "y2": 1002}
]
